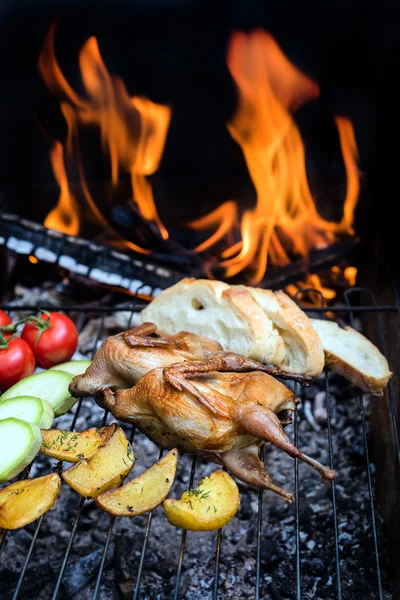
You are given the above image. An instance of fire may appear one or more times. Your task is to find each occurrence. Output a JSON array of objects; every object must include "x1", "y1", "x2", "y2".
[
  {"x1": 286, "y1": 266, "x2": 358, "y2": 305},
  {"x1": 190, "y1": 30, "x2": 359, "y2": 283},
  {"x1": 44, "y1": 142, "x2": 79, "y2": 235},
  {"x1": 39, "y1": 24, "x2": 359, "y2": 285},
  {"x1": 38, "y1": 23, "x2": 171, "y2": 247}
]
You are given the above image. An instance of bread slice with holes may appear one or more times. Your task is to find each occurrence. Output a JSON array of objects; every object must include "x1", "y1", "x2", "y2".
[
  {"x1": 142, "y1": 278, "x2": 285, "y2": 365},
  {"x1": 142, "y1": 278, "x2": 324, "y2": 376},
  {"x1": 237, "y1": 287, "x2": 325, "y2": 377},
  {"x1": 311, "y1": 319, "x2": 392, "y2": 394}
]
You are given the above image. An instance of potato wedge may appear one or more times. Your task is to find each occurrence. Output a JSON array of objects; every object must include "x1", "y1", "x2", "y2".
[
  {"x1": 163, "y1": 470, "x2": 240, "y2": 531},
  {"x1": 96, "y1": 449, "x2": 178, "y2": 516},
  {"x1": 62, "y1": 425, "x2": 134, "y2": 498},
  {"x1": 40, "y1": 427, "x2": 106, "y2": 463},
  {"x1": 0, "y1": 473, "x2": 61, "y2": 530}
]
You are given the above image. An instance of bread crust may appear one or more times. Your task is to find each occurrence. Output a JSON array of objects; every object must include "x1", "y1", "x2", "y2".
[
  {"x1": 311, "y1": 320, "x2": 392, "y2": 395},
  {"x1": 241, "y1": 287, "x2": 325, "y2": 377},
  {"x1": 224, "y1": 288, "x2": 286, "y2": 365},
  {"x1": 143, "y1": 278, "x2": 324, "y2": 376},
  {"x1": 142, "y1": 278, "x2": 263, "y2": 359}
]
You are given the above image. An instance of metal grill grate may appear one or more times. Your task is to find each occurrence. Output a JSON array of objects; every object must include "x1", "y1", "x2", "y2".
[{"x1": 0, "y1": 287, "x2": 399, "y2": 600}]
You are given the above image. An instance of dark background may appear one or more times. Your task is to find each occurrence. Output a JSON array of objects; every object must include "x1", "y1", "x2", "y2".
[{"x1": 0, "y1": 0, "x2": 399, "y2": 257}]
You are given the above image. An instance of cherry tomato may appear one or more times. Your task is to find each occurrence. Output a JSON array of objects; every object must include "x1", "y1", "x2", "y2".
[
  {"x1": 0, "y1": 310, "x2": 12, "y2": 327},
  {"x1": 21, "y1": 312, "x2": 78, "y2": 369},
  {"x1": 0, "y1": 337, "x2": 35, "y2": 391}
]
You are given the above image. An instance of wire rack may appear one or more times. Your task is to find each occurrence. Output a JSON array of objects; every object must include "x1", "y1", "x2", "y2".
[{"x1": 0, "y1": 286, "x2": 399, "y2": 600}]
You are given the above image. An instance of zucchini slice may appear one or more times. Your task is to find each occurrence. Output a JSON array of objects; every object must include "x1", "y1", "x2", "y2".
[
  {"x1": 0, "y1": 418, "x2": 42, "y2": 482},
  {"x1": 0, "y1": 396, "x2": 54, "y2": 429},
  {"x1": 1, "y1": 370, "x2": 77, "y2": 416},
  {"x1": 49, "y1": 360, "x2": 91, "y2": 377}
]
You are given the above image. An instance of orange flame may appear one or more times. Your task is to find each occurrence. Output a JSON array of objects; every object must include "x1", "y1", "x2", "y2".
[
  {"x1": 38, "y1": 24, "x2": 171, "y2": 244},
  {"x1": 44, "y1": 142, "x2": 79, "y2": 235},
  {"x1": 40, "y1": 24, "x2": 359, "y2": 286},
  {"x1": 190, "y1": 30, "x2": 359, "y2": 283}
]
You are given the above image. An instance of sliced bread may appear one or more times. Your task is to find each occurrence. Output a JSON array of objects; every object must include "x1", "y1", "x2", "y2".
[
  {"x1": 142, "y1": 278, "x2": 323, "y2": 376},
  {"x1": 236, "y1": 287, "x2": 325, "y2": 377},
  {"x1": 142, "y1": 278, "x2": 283, "y2": 363},
  {"x1": 311, "y1": 319, "x2": 392, "y2": 394}
]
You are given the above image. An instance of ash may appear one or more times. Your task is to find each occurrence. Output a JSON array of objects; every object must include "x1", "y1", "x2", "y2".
[{"x1": 0, "y1": 296, "x2": 394, "y2": 600}]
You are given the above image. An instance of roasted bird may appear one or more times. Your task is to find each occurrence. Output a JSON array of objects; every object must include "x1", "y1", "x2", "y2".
[
  {"x1": 70, "y1": 323, "x2": 311, "y2": 398},
  {"x1": 70, "y1": 324, "x2": 332, "y2": 501}
]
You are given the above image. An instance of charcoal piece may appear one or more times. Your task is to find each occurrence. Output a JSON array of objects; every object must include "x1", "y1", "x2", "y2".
[
  {"x1": 0, "y1": 565, "x2": 56, "y2": 600},
  {"x1": 61, "y1": 547, "x2": 114, "y2": 597},
  {"x1": 115, "y1": 534, "x2": 134, "y2": 599}
]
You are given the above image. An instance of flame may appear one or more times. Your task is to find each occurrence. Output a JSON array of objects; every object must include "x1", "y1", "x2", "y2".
[
  {"x1": 39, "y1": 24, "x2": 171, "y2": 244},
  {"x1": 344, "y1": 266, "x2": 357, "y2": 287},
  {"x1": 189, "y1": 201, "x2": 238, "y2": 253},
  {"x1": 286, "y1": 265, "x2": 358, "y2": 305},
  {"x1": 44, "y1": 142, "x2": 79, "y2": 235},
  {"x1": 39, "y1": 23, "x2": 359, "y2": 286},
  {"x1": 191, "y1": 30, "x2": 359, "y2": 283}
]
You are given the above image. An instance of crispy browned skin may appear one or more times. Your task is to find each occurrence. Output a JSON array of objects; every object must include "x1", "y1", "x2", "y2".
[
  {"x1": 103, "y1": 365, "x2": 334, "y2": 502},
  {"x1": 69, "y1": 323, "x2": 222, "y2": 398},
  {"x1": 70, "y1": 323, "x2": 312, "y2": 399},
  {"x1": 71, "y1": 324, "x2": 324, "y2": 501}
]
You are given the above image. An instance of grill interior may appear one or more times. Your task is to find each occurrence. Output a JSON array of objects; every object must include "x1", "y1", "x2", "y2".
[{"x1": 0, "y1": 282, "x2": 398, "y2": 600}]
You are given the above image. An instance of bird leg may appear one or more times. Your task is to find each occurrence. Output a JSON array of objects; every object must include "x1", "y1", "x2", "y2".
[
  {"x1": 123, "y1": 322, "x2": 180, "y2": 349},
  {"x1": 165, "y1": 352, "x2": 311, "y2": 387},
  {"x1": 163, "y1": 359, "x2": 232, "y2": 418},
  {"x1": 236, "y1": 405, "x2": 335, "y2": 482},
  {"x1": 163, "y1": 353, "x2": 309, "y2": 417},
  {"x1": 220, "y1": 446, "x2": 294, "y2": 503}
]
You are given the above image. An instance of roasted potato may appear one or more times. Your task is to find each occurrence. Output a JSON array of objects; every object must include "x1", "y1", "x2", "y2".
[
  {"x1": 62, "y1": 425, "x2": 134, "y2": 499},
  {"x1": 96, "y1": 449, "x2": 178, "y2": 516},
  {"x1": 163, "y1": 470, "x2": 240, "y2": 531},
  {"x1": 41, "y1": 427, "x2": 106, "y2": 463},
  {"x1": 0, "y1": 473, "x2": 61, "y2": 530}
]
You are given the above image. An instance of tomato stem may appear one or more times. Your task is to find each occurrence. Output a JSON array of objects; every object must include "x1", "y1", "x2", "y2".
[
  {"x1": 0, "y1": 309, "x2": 52, "y2": 348},
  {"x1": 0, "y1": 330, "x2": 19, "y2": 349}
]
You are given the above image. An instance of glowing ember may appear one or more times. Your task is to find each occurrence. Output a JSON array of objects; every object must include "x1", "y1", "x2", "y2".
[{"x1": 286, "y1": 266, "x2": 358, "y2": 305}]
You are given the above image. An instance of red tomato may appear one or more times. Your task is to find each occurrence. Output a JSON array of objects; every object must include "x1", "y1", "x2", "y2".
[
  {"x1": 0, "y1": 310, "x2": 12, "y2": 327},
  {"x1": 0, "y1": 337, "x2": 35, "y2": 391},
  {"x1": 21, "y1": 312, "x2": 78, "y2": 369}
]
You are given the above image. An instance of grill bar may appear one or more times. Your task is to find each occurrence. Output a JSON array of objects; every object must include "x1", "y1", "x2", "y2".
[
  {"x1": 358, "y1": 390, "x2": 384, "y2": 599},
  {"x1": 325, "y1": 371, "x2": 342, "y2": 599},
  {"x1": 93, "y1": 516, "x2": 116, "y2": 600},
  {"x1": 255, "y1": 445, "x2": 265, "y2": 600},
  {"x1": 0, "y1": 304, "x2": 398, "y2": 314},
  {"x1": 0, "y1": 289, "x2": 396, "y2": 599},
  {"x1": 133, "y1": 447, "x2": 165, "y2": 599},
  {"x1": 173, "y1": 455, "x2": 197, "y2": 600},
  {"x1": 294, "y1": 405, "x2": 301, "y2": 600},
  {"x1": 344, "y1": 289, "x2": 385, "y2": 600},
  {"x1": 359, "y1": 289, "x2": 400, "y2": 466},
  {"x1": 51, "y1": 498, "x2": 85, "y2": 600},
  {"x1": 93, "y1": 427, "x2": 136, "y2": 598},
  {"x1": 212, "y1": 529, "x2": 223, "y2": 599}
]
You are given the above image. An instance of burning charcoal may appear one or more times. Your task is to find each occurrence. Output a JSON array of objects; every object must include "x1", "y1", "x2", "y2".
[{"x1": 61, "y1": 547, "x2": 114, "y2": 597}]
